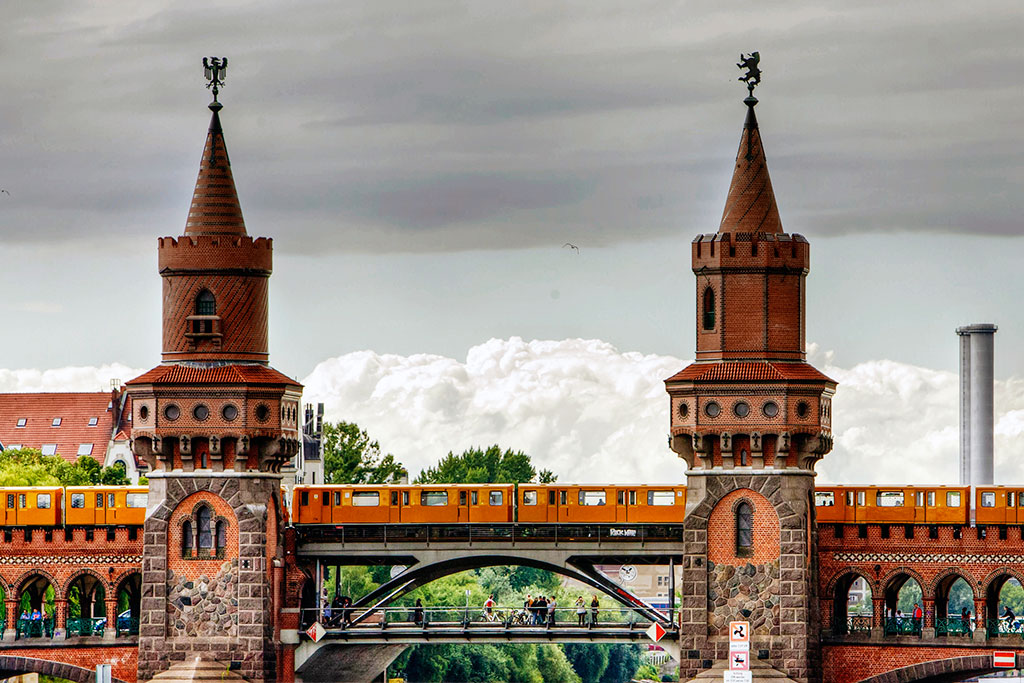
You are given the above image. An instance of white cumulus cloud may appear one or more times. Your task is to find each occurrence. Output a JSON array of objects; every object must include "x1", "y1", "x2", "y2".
[
  {"x1": 0, "y1": 364, "x2": 142, "y2": 393},
  {"x1": 303, "y1": 338, "x2": 1024, "y2": 486}
]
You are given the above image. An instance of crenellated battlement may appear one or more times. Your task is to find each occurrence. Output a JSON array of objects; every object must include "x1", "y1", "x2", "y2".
[
  {"x1": 158, "y1": 234, "x2": 273, "y2": 273},
  {"x1": 691, "y1": 231, "x2": 809, "y2": 271}
]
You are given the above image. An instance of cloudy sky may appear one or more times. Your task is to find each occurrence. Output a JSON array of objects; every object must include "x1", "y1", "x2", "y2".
[{"x1": 1, "y1": 1, "x2": 1021, "y2": 484}]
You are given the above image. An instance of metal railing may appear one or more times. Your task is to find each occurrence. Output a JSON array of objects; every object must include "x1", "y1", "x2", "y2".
[
  {"x1": 883, "y1": 617, "x2": 922, "y2": 636},
  {"x1": 301, "y1": 605, "x2": 659, "y2": 634},
  {"x1": 116, "y1": 615, "x2": 140, "y2": 637},
  {"x1": 847, "y1": 615, "x2": 872, "y2": 634},
  {"x1": 65, "y1": 617, "x2": 105, "y2": 637},
  {"x1": 297, "y1": 523, "x2": 684, "y2": 546},
  {"x1": 16, "y1": 617, "x2": 54, "y2": 640},
  {"x1": 986, "y1": 619, "x2": 1024, "y2": 638},
  {"x1": 935, "y1": 617, "x2": 971, "y2": 637}
]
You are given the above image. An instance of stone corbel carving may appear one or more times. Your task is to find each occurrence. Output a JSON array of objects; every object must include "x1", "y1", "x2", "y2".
[
  {"x1": 152, "y1": 435, "x2": 162, "y2": 452},
  {"x1": 209, "y1": 435, "x2": 221, "y2": 455},
  {"x1": 240, "y1": 436, "x2": 250, "y2": 454},
  {"x1": 179, "y1": 435, "x2": 191, "y2": 455},
  {"x1": 751, "y1": 432, "x2": 762, "y2": 451},
  {"x1": 779, "y1": 431, "x2": 790, "y2": 452},
  {"x1": 720, "y1": 432, "x2": 732, "y2": 451}
]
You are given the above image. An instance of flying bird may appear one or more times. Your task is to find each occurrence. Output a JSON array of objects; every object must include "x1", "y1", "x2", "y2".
[
  {"x1": 0, "y1": 189, "x2": 9, "y2": 196},
  {"x1": 562, "y1": 243, "x2": 579, "y2": 254}
]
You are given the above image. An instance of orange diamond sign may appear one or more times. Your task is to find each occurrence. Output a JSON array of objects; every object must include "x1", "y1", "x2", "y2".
[{"x1": 645, "y1": 622, "x2": 666, "y2": 643}]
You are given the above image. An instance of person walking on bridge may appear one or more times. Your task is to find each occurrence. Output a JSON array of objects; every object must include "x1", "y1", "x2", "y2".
[
  {"x1": 547, "y1": 596, "x2": 557, "y2": 626},
  {"x1": 590, "y1": 595, "x2": 600, "y2": 627},
  {"x1": 575, "y1": 596, "x2": 586, "y2": 627}
]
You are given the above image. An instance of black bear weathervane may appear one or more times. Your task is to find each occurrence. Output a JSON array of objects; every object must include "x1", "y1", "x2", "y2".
[{"x1": 737, "y1": 52, "x2": 761, "y2": 105}]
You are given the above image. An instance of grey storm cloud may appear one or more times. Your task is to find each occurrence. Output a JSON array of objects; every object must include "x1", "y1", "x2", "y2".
[{"x1": 1, "y1": 0, "x2": 1021, "y2": 253}]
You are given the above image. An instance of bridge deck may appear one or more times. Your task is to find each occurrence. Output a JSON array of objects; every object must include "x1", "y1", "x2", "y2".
[{"x1": 308, "y1": 621, "x2": 676, "y2": 645}]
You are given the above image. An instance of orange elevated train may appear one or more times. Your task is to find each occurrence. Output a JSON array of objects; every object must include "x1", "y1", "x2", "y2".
[
  {"x1": 291, "y1": 484, "x2": 688, "y2": 525},
  {"x1": 0, "y1": 486, "x2": 148, "y2": 526}
]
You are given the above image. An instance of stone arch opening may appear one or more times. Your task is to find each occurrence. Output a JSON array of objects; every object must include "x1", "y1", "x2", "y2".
[
  {"x1": 883, "y1": 572, "x2": 923, "y2": 635},
  {"x1": 14, "y1": 574, "x2": 56, "y2": 639},
  {"x1": 0, "y1": 655, "x2": 130, "y2": 683},
  {"x1": 934, "y1": 572, "x2": 974, "y2": 636},
  {"x1": 65, "y1": 571, "x2": 107, "y2": 637},
  {"x1": 831, "y1": 572, "x2": 872, "y2": 635},
  {"x1": 985, "y1": 572, "x2": 1024, "y2": 637},
  {"x1": 115, "y1": 572, "x2": 142, "y2": 636}
]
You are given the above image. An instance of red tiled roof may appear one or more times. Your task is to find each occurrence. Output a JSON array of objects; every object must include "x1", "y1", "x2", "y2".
[
  {"x1": 665, "y1": 361, "x2": 835, "y2": 384},
  {"x1": 126, "y1": 364, "x2": 301, "y2": 387},
  {"x1": 0, "y1": 392, "x2": 122, "y2": 464}
]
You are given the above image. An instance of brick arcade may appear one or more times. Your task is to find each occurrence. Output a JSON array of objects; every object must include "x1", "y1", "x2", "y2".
[{"x1": 0, "y1": 72, "x2": 1018, "y2": 683}]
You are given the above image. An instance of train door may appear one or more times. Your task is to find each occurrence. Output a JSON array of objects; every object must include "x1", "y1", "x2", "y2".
[
  {"x1": 389, "y1": 490, "x2": 401, "y2": 523},
  {"x1": 93, "y1": 491, "x2": 105, "y2": 525},
  {"x1": 911, "y1": 489, "x2": 926, "y2": 523},
  {"x1": 615, "y1": 489, "x2": 627, "y2": 523},
  {"x1": 2, "y1": 492, "x2": 13, "y2": 525},
  {"x1": 108, "y1": 491, "x2": 120, "y2": 525},
  {"x1": 457, "y1": 490, "x2": 470, "y2": 523},
  {"x1": 305, "y1": 490, "x2": 321, "y2": 524},
  {"x1": 545, "y1": 490, "x2": 557, "y2": 522}
]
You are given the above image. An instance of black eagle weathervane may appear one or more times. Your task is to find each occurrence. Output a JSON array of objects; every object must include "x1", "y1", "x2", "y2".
[
  {"x1": 737, "y1": 52, "x2": 761, "y2": 105},
  {"x1": 203, "y1": 56, "x2": 228, "y2": 105}
]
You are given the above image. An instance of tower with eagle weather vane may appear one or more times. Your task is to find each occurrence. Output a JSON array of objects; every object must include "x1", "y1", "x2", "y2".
[
  {"x1": 126, "y1": 57, "x2": 301, "y2": 683},
  {"x1": 665, "y1": 55, "x2": 835, "y2": 683}
]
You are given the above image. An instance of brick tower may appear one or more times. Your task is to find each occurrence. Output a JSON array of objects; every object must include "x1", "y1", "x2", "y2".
[
  {"x1": 665, "y1": 87, "x2": 836, "y2": 682},
  {"x1": 126, "y1": 67, "x2": 301, "y2": 683}
]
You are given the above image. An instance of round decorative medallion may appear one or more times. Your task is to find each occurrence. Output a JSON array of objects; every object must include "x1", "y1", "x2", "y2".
[
  {"x1": 164, "y1": 404, "x2": 180, "y2": 421},
  {"x1": 254, "y1": 403, "x2": 271, "y2": 422},
  {"x1": 678, "y1": 402, "x2": 689, "y2": 418},
  {"x1": 704, "y1": 401, "x2": 721, "y2": 418},
  {"x1": 733, "y1": 401, "x2": 750, "y2": 418},
  {"x1": 222, "y1": 404, "x2": 238, "y2": 421},
  {"x1": 796, "y1": 401, "x2": 810, "y2": 418},
  {"x1": 762, "y1": 401, "x2": 779, "y2": 418},
  {"x1": 139, "y1": 405, "x2": 149, "y2": 422},
  {"x1": 193, "y1": 404, "x2": 210, "y2": 421}
]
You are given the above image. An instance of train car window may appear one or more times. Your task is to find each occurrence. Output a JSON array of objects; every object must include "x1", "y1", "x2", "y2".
[
  {"x1": 19, "y1": 494, "x2": 26, "y2": 509},
  {"x1": 947, "y1": 491, "x2": 962, "y2": 507},
  {"x1": 1009, "y1": 492, "x2": 1016, "y2": 507},
  {"x1": 109, "y1": 493, "x2": 116, "y2": 509},
  {"x1": 814, "y1": 491, "x2": 835, "y2": 507},
  {"x1": 37, "y1": 494, "x2": 51, "y2": 509},
  {"x1": 915, "y1": 491, "x2": 924, "y2": 506},
  {"x1": 489, "y1": 491, "x2": 503, "y2": 506},
  {"x1": 876, "y1": 491, "x2": 904, "y2": 507},
  {"x1": 96, "y1": 493, "x2": 104, "y2": 508},
  {"x1": 523, "y1": 491, "x2": 538, "y2": 505},
  {"x1": 323, "y1": 492, "x2": 330, "y2": 506},
  {"x1": 648, "y1": 491, "x2": 675, "y2": 506},
  {"x1": 422, "y1": 491, "x2": 448, "y2": 506},
  {"x1": 300, "y1": 491, "x2": 309, "y2": 506},
  {"x1": 927, "y1": 491, "x2": 935, "y2": 507},
  {"x1": 1019, "y1": 492, "x2": 1024, "y2": 507},
  {"x1": 403, "y1": 491, "x2": 410, "y2": 505},
  {"x1": 617, "y1": 491, "x2": 625, "y2": 505},
  {"x1": 7, "y1": 494, "x2": 14, "y2": 508},
  {"x1": 471, "y1": 491, "x2": 478, "y2": 506},
  {"x1": 845, "y1": 491, "x2": 854, "y2": 506},
  {"x1": 126, "y1": 493, "x2": 148, "y2": 509},
  {"x1": 352, "y1": 492, "x2": 380, "y2": 507},
  {"x1": 629, "y1": 490, "x2": 637, "y2": 505},
  {"x1": 856, "y1": 491, "x2": 865, "y2": 506},
  {"x1": 981, "y1": 492, "x2": 996, "y2": 507},
  {"x1": 334, "y1": 492, "x2": 342, "y2": 506},
  {"x1": 578, "y1": 490, "x2": 607, "y2": 506},
  {"x1": 391, "y1": 491, "x2": 399, "y2": 506},
  {"x1": 458, "y1": 491, "x2": 467, "y2": 506},
  {"x1": 71, "y1": 493, "x2": 85, "y2": 508}
]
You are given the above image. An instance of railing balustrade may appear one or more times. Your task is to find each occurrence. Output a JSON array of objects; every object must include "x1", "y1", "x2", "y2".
[
  {"x1": 883, "y1": 617, "x2": 921, "y2": 636},
  {"x1": 297, "y1": 523, "x2": 684, "y2": 546},
  {"x1": 116, "y1": 615, "x2": 140, "y2": 637},
  {"x1": 986, "y1": 619, "x2": 1024, "y2": 638},
  {"x1": 847, "y1": 615, "x2": 872, "y2": 634},
  {"x1": 65, "y1": 617, "x2": 105, "y2": 637},
  {"x1": 15, "y1": 617, "x2": 54, "y2": 640},
  {"x1": 935, "y1": 617, "x2": 971, "y2": 637}
]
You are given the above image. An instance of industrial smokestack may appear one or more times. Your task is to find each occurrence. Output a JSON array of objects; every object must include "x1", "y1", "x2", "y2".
[{"x1": 957, "y1": 324, "x2": 997, "y2": 493}]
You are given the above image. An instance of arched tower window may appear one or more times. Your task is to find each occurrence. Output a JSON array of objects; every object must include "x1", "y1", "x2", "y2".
[
  {"x1": 193, "y1": 290, "x2": 216, "y2": 335},
  {"x1": 216, "y1": 520, "x2": 227, "y2": 552},
  {"x1": 736, "y1": 502, "x2": 753, "y2": 555},
  {"x1": 182, "y1": 520, "x2": 193, "y2": 556},
  {"x1": 197, "y1": 506, "x2": 213, "y2": 549},
  {"x1": 702, "y1": 288, "x2": 715, "y2": 330}
]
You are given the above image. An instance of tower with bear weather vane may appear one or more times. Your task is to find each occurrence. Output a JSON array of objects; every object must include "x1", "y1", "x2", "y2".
[
  {"x1": 126, "y1": 57, "x2": 301, "y2": 683},
  {"x1": 666, "y1": 55, "x2": 835, "y2": 683}
]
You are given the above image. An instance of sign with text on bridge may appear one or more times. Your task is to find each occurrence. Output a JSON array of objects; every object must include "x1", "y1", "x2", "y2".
[
  {"x1": 993, "y1": 651, "x2": 1015, "y2": 668},
  {"x1": 729, "y1": 621, "x2": 750, "y2": 642},
  {"x1": 723, "y1": 672, "x2": 752, "y2": 683}
]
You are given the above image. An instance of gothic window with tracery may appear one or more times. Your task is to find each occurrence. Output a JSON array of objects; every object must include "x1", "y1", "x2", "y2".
[{"x1": 736, "y1": 502, "x2": 753, "y2": 555}]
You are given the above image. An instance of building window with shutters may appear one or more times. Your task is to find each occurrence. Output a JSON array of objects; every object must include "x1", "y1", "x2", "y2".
[
  {"x1": 186, "y1": 289, "x2": 222, "y2": 342},
  {"x1": 736, "y1": 501, "x2": 754, "y2": 557}
]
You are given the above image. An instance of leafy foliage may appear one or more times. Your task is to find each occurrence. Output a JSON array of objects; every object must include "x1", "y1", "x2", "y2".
[
  {"x1": 0, "y1": 448, "x2": 128, "y2": 486},
  {"x1": 415, "y1": 445, "x2": 550, "y2": 484},
  {"x1": 321, "y1": 422, "x2": 406, "y2": 484}
]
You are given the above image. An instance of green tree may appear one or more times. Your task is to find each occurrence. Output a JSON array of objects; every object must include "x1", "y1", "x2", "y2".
[
  {"x1": 100, "y1": 460, "x2": 130, "y2": 485},
  {"x1": 599, "y1": 645, "x2": 644, "y2": 683},
  {"x1": 537, "y1": 644, "x2": 582, "y2": 683},
  {"x1": 322, "y1": 422, "x2": 406, "y2": 484},
  {"x1": 0, "y1": 448, "x2": 124, "y2": 487},
  {"x1": 416, "y1": 445, "x2": 548, "y2": 484},
  {"x1": 564, "y1": 644, "x2": 610, "y2": 683}
]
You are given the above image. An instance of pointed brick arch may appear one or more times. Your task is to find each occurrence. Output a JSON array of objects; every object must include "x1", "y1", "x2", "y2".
[
  {"x1": 11, "y1": 568, "x2": 61, "y2": 601},
  {"x1": 62, "y1": 567, "x2": 110, "y2": 601}
]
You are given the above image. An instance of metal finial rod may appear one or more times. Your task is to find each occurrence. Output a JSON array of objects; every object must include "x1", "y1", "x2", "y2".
[
  {"x1": 203, "y1": 56, "x2": 228, "y2": 104},
  {"x1": 737, "y1": 52, "x2": 761, "y2": 105}
]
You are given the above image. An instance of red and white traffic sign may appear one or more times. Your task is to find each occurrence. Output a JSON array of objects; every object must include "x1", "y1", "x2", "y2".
[
  {"x1": 306, "y1": 621, "x2": 325, "y2": 643},
  {"x1": 730, "y1": 650, "x2": 749, "y2": 671},
  {"x1": 993, "y1": 651, "x2": 1016, "y2": 668},
  {"x1": 729, "y1": 621, "x2": 750, "y2": 642},
  {"x1": 645, "y1": 622, "x2": 666, "y2": 643}
]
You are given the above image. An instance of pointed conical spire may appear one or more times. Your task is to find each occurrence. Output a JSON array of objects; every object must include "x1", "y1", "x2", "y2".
[
  {"x1": 718, "y1": 101, "x2": 782, "y2": 235},
  {"x1": 184, "y1": 102, "x2": 247, "y2": 236}
]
